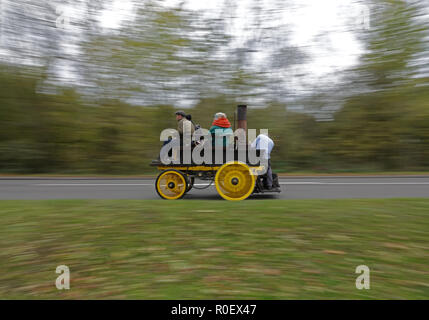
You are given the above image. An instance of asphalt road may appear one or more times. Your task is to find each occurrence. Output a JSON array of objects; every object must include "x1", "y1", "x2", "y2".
[{"x1": 0, "y1": 176, "x2": 428, "y2": 200}]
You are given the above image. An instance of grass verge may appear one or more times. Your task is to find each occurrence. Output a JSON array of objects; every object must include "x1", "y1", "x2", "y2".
[{"x1": 0, "y1": 199, "x2": 428, "y2": 299}]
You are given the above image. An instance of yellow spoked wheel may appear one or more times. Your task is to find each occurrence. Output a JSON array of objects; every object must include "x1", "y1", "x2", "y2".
[
  {"x1": 155, "y1": 170, "x2": 188, "y2": 200},
  {"x1": 215, "y1": 161, "x2": 255, "y2": 201}
]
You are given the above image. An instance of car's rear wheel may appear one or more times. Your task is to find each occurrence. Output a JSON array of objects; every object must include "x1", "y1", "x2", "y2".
[{"x1": 215, "y1": 162, "x2": 255, "y2": 201}]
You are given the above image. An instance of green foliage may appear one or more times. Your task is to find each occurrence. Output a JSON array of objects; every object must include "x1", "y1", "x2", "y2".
[{"x1": 0, "y1": 64, "x2": 428, "y2": 174}]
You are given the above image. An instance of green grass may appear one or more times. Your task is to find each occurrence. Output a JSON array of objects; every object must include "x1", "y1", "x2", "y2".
[{"x1": 0, "y1": 199, "x2": 428, "y2": 299}]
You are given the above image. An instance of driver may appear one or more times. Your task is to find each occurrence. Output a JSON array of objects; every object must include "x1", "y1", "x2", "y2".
[{"x1": 251, "y1": 133, "x2": 278, "y2": 191}]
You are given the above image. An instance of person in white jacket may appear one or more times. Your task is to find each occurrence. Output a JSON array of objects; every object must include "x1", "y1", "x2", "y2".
[{"x1": 251, "y1": 133, "x2": 276, "y2": 190}]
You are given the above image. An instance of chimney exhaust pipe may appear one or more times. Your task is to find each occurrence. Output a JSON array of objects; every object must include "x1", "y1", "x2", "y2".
[
  {"x1": 236, "y1": 105, "x2": 248, "y2": 149},
  {"x1": 237, "y1": 105, "x2": 247, "y2": 133}
]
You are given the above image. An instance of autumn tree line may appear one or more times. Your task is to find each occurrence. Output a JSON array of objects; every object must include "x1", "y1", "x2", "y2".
[
  {"x1": 0, "y1": 1, "x2": 428, "y2": 174},
  {"x1": 0, "y1": 65, "x2": 428, "y2": 174}
]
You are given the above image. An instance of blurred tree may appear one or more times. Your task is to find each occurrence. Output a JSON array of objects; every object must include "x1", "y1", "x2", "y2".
[{"x1": 330, "y1": 0, "x2": 429, "y2": 170}]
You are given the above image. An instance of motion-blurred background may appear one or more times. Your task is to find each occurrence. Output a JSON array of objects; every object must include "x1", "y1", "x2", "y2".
[{"x1": 0, "y1": 0, "x2": 428, "y2": 174}]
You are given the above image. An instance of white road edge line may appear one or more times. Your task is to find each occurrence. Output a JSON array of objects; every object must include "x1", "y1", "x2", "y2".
[
  {"x1": 34, "y1": 184, "x2": 154, "y2": 186},
  {"x1": 33, "y1": 182, "x2": 429, "y2": 186},
  {"x1": 280, "y1": 182, "x2": 429, "y2": 185}
]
